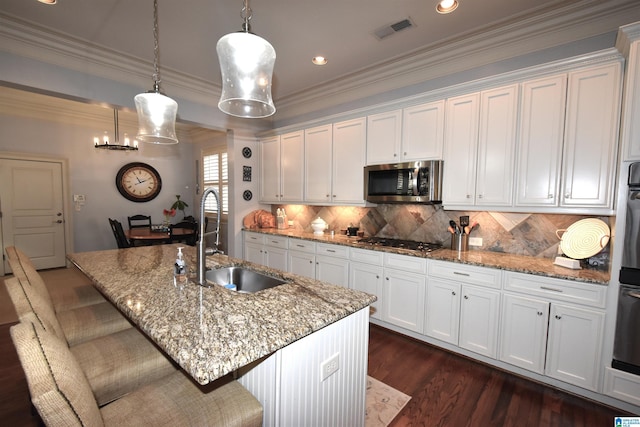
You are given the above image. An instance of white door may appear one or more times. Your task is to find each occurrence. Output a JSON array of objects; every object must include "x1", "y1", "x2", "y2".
[
  {"x1": 350, "y1": 262, "x2": 383, "y2": 319},
  {"x1": 265, "y1": 246, "x2": 287, "y2": 271},
  {"x1": 280, "y1": 131, "x2": 304, "y2": 202},
  {"x1": 402, "y1": 100, "x2": 445, "y2": 160},
  {"x1": 0, "y1": 158, "x2": 66, "y2": 271},
  {"x1": 288, "y1": 251, "x2": 315, "y2": 279},
  {"x1": 259, "y1": 136, "x2": 281, "y2": 203},
  {"x1": 244, "y1": 242, "x2": 265, "y2": 265},
  {"x1": 366, "y1": 110, "x2": 402, "y2": 165}
]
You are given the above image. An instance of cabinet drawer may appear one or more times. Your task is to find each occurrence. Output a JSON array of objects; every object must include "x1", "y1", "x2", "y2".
[
  {"x1": 244, "y1": 231, "x2": 265, "y2": 245},
  {"x1": 350, "y1": 248, "x2": 384, "y2": 265},
  {"x1": 503, "y1": 271, "x2": 606, "y2": 308},
  {"x1": 264, "y1": 235, "x2": 288, "y2": 249},
  {"x1": 288, "y1": 238, "x2": 316, "y2": 253},
  {"x1": 316, "y1": 243, "x2": 349, "y2": 258},
  {"x1": 384, "y1": 253, "x2": 427, "y2": 274},
  {"x1": 429, "y1": 260, "x2": 502, "y2": 289}
]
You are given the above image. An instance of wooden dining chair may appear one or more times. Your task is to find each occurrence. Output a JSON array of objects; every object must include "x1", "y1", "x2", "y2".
[
  {"x1": 169, "y1": 221, "x2": 198, "y2": 246},
  {"x1": 127, "y1": 214, "x2": 152, "y2": 229},
  {"x1": 109, "y1": 219, "x2": 131, "y2": 248}
]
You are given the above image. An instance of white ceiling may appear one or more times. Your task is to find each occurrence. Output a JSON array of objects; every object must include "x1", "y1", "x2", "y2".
[{"x1": 0, "y1": 0, "x2": 609, "y2": 100}]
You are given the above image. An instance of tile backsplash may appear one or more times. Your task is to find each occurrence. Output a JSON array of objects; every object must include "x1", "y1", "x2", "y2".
[{"x1": 273, "y1": 204, "x2": 613, "y2": 261}]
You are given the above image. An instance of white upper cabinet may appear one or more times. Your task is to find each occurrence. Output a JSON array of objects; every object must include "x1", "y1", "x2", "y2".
[
  {"x1": 516, "y1": 74, "x2": 567, "y2": 207},
  {"x1": 304, "y1": 124, "x2": 333, "y2": 203},
  {"x1": 442, "y1": 93, "x2": 480, "y2": 205},
  {"x1": 260, "y1": 132, "x2": 304, "y2": 203},
  {"x1": 561, "y1": 62, "x2": 622, "y2": 208},
  {"x1": 280, "y1": 131, "x2": 305, "y2": 202},
  {"x1": 476, "y1": 85, "x2": 519, "y2": 206},
  {"x1": 402, "y1": 100, "x2": 445, "y2": 161},
  {"x1": 332, "y1": 118, "x2": 367, "y2": 204},
  {"x1": 260, "y1": 136, "x2": 281, "y2": 203},
  {"x1": 443, "y1": 84, "x2": 518, "y2": 208},
  {"x1": 618, "y1": 24, "x2": 640, "y2": 161},
  {"x1": 366, "y1": 110, "x2": 402, "y2": 164},
  {"x1": 366, "y1": 101, "x2": 445, "y2": 165}
]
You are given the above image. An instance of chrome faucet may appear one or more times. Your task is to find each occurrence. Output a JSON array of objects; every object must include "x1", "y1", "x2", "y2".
[{"x1": 197, "y1": 187, "x2": 222, "y2": 286}]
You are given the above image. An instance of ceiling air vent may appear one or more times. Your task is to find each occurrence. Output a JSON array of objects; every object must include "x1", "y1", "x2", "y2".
[{"x1": 374, "y1": 18, "x2": 415, "y2": 40}]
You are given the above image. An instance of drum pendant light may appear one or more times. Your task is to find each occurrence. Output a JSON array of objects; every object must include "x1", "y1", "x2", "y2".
[
  {"x1": 134, "y1": 0, "x2": 178, "y2": 144},
  {"x1": 216, "y1": 0, "x2": 276, "y2": 119}
]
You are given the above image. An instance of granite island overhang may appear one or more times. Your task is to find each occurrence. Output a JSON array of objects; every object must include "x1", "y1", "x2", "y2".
[{"x1": 68, "y1": 244, "x2": 377, "y2": 385}]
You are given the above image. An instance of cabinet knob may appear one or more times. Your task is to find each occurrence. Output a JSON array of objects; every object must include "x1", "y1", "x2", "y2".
[
  {"x1": 452, "y1": 291, "x2": 456, "y2": 296},
  {"x1": 376, "y1": 275, "x2": 380, "y2": 279},
  {"x1": 333, "y1": 195, "x2": 336, "y2": 198},
  {"x1": 309, "y1": 260, "x2": 313, "y2": 264},
  {"x1": 466, "y1": 194, "x2": 472, "y2": 199},
  {"x1": 537, "y1": 311, "x2": 543, "y2": 316},
  {"x1": 564, "y1": 194, "x2": 570, "y2": 199},
  {"x1": 548, "y1": 194, "x2": 554, "y2": 199},
  {"x1": 316, "y1": 262, "x2": 319, "y2": 265},
  {"x1": 386, "y1": 277, "x2": 389, "y2": 280},
  {"x1": 326, "y1": 194, "x2": 330, "y2": 198},
  {"x1": 280, "y1": 194, "x2": 283, "y2": 197},
  {"x1": 478, "y1": 194, "x2": 483, "y2": 199},
  {"x1": 555, "y1": 315, "x2": 562, "y2": 320},
  {"x1": 393, "y1": 153, "x2": 397, "y2": 157},
  {"x1": 464, "y1": 295, "x2": 469, "y2": 299},
  {"x1": 403, "y1": 152, "x2": 407, "y2": 156}
]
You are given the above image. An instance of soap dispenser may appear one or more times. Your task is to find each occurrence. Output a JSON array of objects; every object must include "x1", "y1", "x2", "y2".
[{"x1": 174, "y1": 247, "x2": 187, "y2": 288}]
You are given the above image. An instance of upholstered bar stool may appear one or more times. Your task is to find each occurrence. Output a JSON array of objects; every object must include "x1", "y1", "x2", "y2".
[
  {"x1": 11, "y1": 320, "x2": 263, "y2": 427},
  {"x1": 5, "y1": 246, "x2": 105, "y2": 311},
  {"x1": 5, "y1": 279, "x2": 177, "y2": 405},
  {"x1": 4, "y1": 273, "x2": 131, "y2": 347}
]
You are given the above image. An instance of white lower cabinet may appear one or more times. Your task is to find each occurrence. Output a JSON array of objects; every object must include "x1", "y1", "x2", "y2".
[
  {"x1": 382, "y1": 253, "x2": 427, "y2": 333},
  {"x1": 426, "y1": 260, "x2": 502, "y2": 358},
  {"x1": 287, "y1": 241, "x2": 349, "y2": 287},
  {"x1": 350, "y1": 248, "x2": 385, "y2": 320},
  {"x1": 501, "y1": 272, "x2": 606, "y2": 391},
  {"x1": 425, "y1": 278, "x2": 500, "y2": 358},
  {"x1": 288, "y1": 250, "x2": 316, "y2": 279},
  {"x1": 243, "y1": 232, "x2": 288, "y2": 271}
]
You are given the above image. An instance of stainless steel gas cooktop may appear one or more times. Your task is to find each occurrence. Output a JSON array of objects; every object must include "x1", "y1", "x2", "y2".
[{"x1": 356, "y1": 237, "x2": 442, "y2": 253}]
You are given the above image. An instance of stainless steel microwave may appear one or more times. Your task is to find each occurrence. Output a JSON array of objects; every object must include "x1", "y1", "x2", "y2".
[{"x1": 364, "y1": 160, "x2": 443, "y2": 203}]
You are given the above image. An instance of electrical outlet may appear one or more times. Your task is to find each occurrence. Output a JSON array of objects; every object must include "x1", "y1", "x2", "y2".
[
  {"x1": 320, "y1": 353, "x2": 340, "y2": 381},
  {"x1": 469, "y1": 237, "x2": 483, "y2": 247}
]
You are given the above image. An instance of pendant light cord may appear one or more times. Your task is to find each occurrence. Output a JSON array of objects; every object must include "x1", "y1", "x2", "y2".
[
  {"x1": 152, "y1": 0, "x2": 161, "y2": 92},
  {"x1": 241, "y1": 0, "x2": 252, "y2": 33}
]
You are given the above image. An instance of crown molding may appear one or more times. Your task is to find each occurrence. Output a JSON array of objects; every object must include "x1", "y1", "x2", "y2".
[
  {"x1": 0, "y1": 13, "x2": 220, "y2": 108},
  {"x1": 616, "y1": 22, "x2": 640, "y2": 56},
  {"x1": 274, "y1": 0, "x2": 640, "y2": 122},
  {"x1": 1, "y1": 2, "x2": 639, "y2": 127}
]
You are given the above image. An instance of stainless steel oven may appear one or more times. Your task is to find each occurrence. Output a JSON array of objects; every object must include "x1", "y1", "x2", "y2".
[{"x1": 613, "y1": 162, "x2": 640, "y2": 375}]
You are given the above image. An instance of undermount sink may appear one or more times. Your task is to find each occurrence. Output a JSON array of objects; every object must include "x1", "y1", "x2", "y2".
[{"x1": 205, "y1": 266, "x2": 286, "y2": 293}]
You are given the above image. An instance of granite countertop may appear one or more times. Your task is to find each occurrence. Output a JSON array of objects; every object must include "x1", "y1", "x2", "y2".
[
  {"x1": 246, "y1": 228, "x2": 611, "y2": 285},
  {"x1": 68, "y1": 245, "x2": 376, "y2": 385}
]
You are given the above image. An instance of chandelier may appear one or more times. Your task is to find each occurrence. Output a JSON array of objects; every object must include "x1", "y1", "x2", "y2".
[{"x1": 94, "y1": 110, "x2": 139, "y2": 151}]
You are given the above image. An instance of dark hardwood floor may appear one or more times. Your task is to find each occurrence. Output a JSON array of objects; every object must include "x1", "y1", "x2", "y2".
[
  {"x1": 368, "y1": 324, "x2": 631, "y2": 427},
  {"x1": 0, "y1": 320, "x2": 632, "y2": 427}
]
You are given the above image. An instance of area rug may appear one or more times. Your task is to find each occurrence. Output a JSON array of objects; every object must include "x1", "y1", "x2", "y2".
[{"x1": 365, "y1": 376, "x2": 411, "y2": 427}]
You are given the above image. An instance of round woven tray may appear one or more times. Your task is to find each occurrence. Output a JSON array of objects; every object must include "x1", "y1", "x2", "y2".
[{"x1": 556, "y1": 218, "x2": 610, "y2": 260}]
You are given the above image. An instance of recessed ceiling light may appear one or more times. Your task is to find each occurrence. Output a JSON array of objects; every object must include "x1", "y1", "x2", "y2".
[
  {"x1": 38, "y1": 0, "x2": 57, "y2": 4},
  {"x1": 436, "y1": 0, "x2": 458, "y2": 14},
  {"x1": 312, "y1": 56, "x2": 328, "y2": 66}
]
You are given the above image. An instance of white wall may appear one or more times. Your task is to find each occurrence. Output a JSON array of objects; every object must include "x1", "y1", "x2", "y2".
[{"x1": 0, "y1": 110, "x2": 196, "y2": 252}]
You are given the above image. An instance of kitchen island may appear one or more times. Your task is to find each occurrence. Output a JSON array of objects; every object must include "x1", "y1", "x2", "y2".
[{"x1": 69, "y1": 244, "x2": 376, "y2": 426}]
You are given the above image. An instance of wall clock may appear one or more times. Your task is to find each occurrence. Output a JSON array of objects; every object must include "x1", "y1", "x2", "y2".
[{"x1": 115, "y1": 162, "x2": 162, "y2": 202}]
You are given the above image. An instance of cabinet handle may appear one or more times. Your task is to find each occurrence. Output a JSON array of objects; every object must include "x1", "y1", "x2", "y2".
[
  {"x1": 453, "y1": 272, "x2": 470, "y2": 277},
  {"x1": 555, "y1": 315, "x2": 562, "y2": 320},
  {"x1": 271, "y1": 240, "x2": 278, "y2": 244},
  {"x1": 296, "y1": 244, "x2": 305, "y2": 248},
  {"x1": 540, "y1": 286, "x2": 563, "y2": 293},
  {"x1": 327, "y1": 249, "x2": 336, "y2": 253}
]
